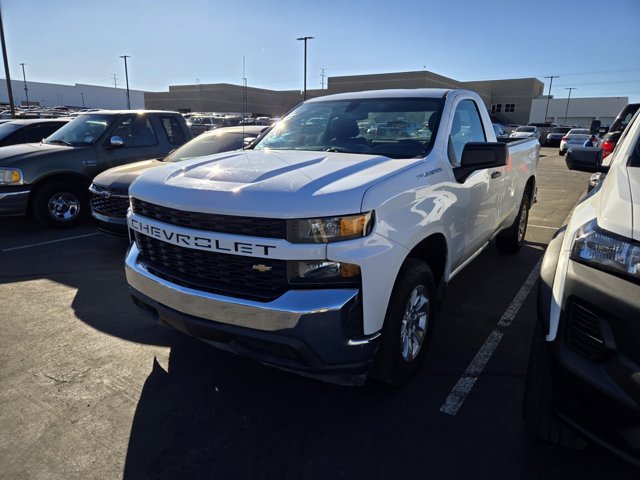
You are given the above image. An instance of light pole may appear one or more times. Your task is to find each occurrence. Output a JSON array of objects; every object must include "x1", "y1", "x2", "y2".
[
  {"x1": 543, "y1": 75, "x2": 559, "y2": 123},
  {"x1": 80, "y1": 92, "x2": 85, "y2": 108},
  {"x1": 0, "y1": 9, "x2": 16, "y2": 118},
  {"x1": 564, "y1": 88, "x2": 576, "y2": 126},
  {"x1": 296, "y1": 36, "x2": 314, "y2": 100},
  {"x1": 119, "y1": 55, "x2": 131, "y2": 109},
  {"x1": 19, "y1": 62, "x2": 29, "y2": 107}
]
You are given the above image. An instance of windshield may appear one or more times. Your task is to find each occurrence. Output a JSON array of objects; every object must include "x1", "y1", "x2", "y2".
[
  {"x1": 568, "y1": 129, "x2": 589, "y2": 135},
  {"x1": 516, "y1": 126, "x2": 535, "y2": 132},
  {"x1": 44, "y1": 114, "x2": 113, "y2": 146},
  {"x1": 551, "y1": 127, "x2": 571, "y2": 134},
  {"x1": 165, "y1": 130, "x2": 246, "y2": 162},
  {"x1": 253, "y1": 97, "x2": 444, "y2": 159}
]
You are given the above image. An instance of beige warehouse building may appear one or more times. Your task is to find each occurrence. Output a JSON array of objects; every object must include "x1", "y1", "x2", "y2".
[{"x1": 144, "y1": 69, "x2": 545, "y2": 125}]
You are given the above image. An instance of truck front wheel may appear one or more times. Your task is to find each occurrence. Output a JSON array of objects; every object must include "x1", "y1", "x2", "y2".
[
  {"x1": 371, "y1": 258, "x2": 436, "y2": 385},
  {"x1": 32, "y1": 181, "x2": 88, "y2": 228}
]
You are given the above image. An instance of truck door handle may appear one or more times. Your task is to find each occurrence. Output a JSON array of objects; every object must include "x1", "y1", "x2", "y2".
[{"x1": 491, "y1": 171, "x2": 501, "y2": 179}]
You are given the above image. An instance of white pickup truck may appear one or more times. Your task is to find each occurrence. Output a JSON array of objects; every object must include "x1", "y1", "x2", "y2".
[{"x1": 125, "y1": 89, "x2": 540, "y2": 384}]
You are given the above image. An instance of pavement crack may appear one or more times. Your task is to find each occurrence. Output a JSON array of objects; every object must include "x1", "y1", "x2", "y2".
[{"x1": 42, "y1": 368, "x2": 91, "y2": 385}]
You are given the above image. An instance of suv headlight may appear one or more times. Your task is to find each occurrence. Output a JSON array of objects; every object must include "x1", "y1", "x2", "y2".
[
  {"x1": 0, "y1": 168, "x2": 23, "y2": 186},
  {"x1": 570, "y1": 219, "x2": 640, "y2": 282},
  {"x1": 286, "y1": 212, "x2": 374, "y2": 243}
]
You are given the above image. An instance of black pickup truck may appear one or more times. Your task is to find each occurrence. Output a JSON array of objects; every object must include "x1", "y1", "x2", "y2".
[{"x1": 0, "y1": 110, "x2": 191, "y2": 227}]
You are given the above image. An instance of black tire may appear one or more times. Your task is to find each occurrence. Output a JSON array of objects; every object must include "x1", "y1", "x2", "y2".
[
  {"x1": 32, "y1": 181, "x2": 88, "y2": 228},
  {"x1": 370, "y1": 258, "x2": 437, "y2": 385},
  {"x1": 496, "y1": 190, "x2": 530, "y2": 253},
  {"x1": 523, "y1": 321, "x2": 587, "y2": 449}
]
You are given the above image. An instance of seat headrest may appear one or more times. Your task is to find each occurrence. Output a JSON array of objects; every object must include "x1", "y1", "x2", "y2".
[{"x1": 329, "y1": 116, "x2": 359, "y2": 140}]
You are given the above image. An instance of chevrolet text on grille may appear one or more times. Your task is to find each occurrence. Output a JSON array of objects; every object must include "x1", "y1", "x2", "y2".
[{"x1": 129, "y1": 218, "x2": 276, "y2": 256}]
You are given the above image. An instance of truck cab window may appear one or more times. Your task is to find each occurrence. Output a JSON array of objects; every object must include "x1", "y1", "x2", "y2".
[
  {"x1": 448, "y1": 99, "x2": 486, "y2": 165},
  {"x1": 111, "y1": 116, "x2": 158, "y2": 147}
]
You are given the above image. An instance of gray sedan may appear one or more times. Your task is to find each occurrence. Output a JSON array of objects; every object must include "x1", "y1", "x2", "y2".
[{"x1": 559, "y1": 128, "x2": 591, "y2": 155}]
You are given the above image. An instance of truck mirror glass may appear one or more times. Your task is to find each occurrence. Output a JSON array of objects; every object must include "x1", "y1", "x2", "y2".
[
  {"x1": 565, "y1": 147, "x2": 607, "y2": 173},
  {"x1": 110, "y1": 136, "x2": 124, "y2": 148}
]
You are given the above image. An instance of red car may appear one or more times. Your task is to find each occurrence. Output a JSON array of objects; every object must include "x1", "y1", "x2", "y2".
[{"x1": 601, "y1": 103, "x2": 639, "y2": 158}]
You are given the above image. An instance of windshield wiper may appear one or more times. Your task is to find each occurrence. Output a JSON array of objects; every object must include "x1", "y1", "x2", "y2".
[
  {"x1": 46, "y1": 139, "x2": 73, "y2": 146},
  {"x1": 325, "y1": 146, "x2": 363, "y2": 154}
]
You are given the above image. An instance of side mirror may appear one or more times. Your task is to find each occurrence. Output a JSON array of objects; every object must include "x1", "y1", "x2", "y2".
[
  {"x1": 109, "y1": 136, "x2": 124, "y2": 148},
  {"x1": 243, "y1": 136, "x2": 257, "y2": 148},
  {"x1": 461, "y1": 142, "x2": 508, "y2": 168},
  {"x1": 456, "y1": 142, "x2": 508, "y2": 182},
  {"x1": 566, "y1": 146, "x2": 608, "y2": 173}
]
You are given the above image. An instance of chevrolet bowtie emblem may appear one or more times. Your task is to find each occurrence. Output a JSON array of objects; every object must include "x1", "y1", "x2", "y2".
[{"x1": 252, "y1": 264, "x2": 272, "y2": 273}]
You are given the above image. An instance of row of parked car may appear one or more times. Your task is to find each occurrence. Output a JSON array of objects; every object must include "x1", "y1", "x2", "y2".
[
  {"x1": 185, "y1": 112, "x2": 276, "y2": 136},
  {"x1": 493, "y1": 104, "x2": 640, "y2": 158},
  {"x1": 0, "y1": 110, "x2": 270, "y2": 228}
]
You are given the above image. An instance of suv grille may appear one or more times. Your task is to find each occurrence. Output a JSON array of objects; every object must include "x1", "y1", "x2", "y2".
[
  {"x1": 91, "y1": 191, "x2": 129, "y2": 217},
  {"x1": 131, "y1": 198, "x2": 286, "y2": 238},
  {"x1": 134, "y1": 232, "x2": 288, "y2": 301}
]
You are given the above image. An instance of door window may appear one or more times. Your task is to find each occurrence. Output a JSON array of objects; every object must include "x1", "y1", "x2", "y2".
[
  {"x1": 160, "y1": 116, "x2": 188, "y2": 145},
  {"x1": 448, "y1": 99, "x2": 487, "y2": 165},
  {"x1": 110, "y1": 116, "x2": 158, "y2": 147}
]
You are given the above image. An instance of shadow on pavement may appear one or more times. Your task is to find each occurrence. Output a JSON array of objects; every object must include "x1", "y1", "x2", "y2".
[
  {"x1": 1, "y1": 216, "x2": 173, "y2": 346},
  {"x1": 122, "y1": 333, "x2": 638, "y2": 480}
]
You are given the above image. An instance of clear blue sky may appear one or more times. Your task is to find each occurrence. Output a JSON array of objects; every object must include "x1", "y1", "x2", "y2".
[{"x1": 2, "y1": 0, "x2": 639, "y2": 102}]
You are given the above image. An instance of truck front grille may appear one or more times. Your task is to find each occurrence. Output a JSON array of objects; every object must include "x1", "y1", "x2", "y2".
[
  {"x1": 91, "y1": 191, "x2": 129, "y2": 217},
  {"x1": 131, "y1": 198, "x2": 286, "y2": 239},
  {"x1": 134, "y1": 232, "x2": 288, "y2": 301}
]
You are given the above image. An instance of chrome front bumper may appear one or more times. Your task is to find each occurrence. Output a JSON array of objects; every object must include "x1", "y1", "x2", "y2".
[
  {"x1": 125, "y1": 242, "x2": 360, "y2": 332},
  {"x1": 0, "y1": 188, "x2": 30, "y2": 216},
  {"x1": 125, "y1": 242, "x2": 380, "y2": 374}
]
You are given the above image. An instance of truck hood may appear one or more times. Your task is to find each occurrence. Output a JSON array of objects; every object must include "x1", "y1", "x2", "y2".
[
  {"x1": 92, "y1": 159, "x2": 163, "y2": 190},
  {"x1": 130, "y1": 149, "x2": 423, "y2": 218},
  {"x1": 0, "y1": 142, "x2": 86, "y2": 167}
]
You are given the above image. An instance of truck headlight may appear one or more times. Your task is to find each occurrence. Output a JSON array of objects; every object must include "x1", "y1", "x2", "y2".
[
  {"x1": 0, "y1": 168, "x2": 23, "y2": 185},
  {"x1": 288, "y1": 260, "x2": 361, "y2": 285},
  {"x1": 286, "y1": 212, "x2": 374, "y2": 243},
  {"x1": 570, "y1": 219, "x2": 640, "y2": 282}
]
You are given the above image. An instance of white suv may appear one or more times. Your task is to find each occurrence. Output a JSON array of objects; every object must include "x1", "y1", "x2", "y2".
[{"x1": 524, "y1": 110, "x2": 640, "y2": 466}]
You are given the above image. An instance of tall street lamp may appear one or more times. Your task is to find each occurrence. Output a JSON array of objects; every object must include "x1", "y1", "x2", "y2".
[
  {"x1": 19, "y1": 62, "x2": 29, "y2": 107},
  {"x1": 120, "y1": 55, "x2": 131, "y2": 109},
  {"x1": 543, "y1": 75, "x2": 559, "y2": 123},
  {"x1": 0, "y1": 9, "x2": 16, "y2": 118},
  {"x1": 564, "y1": 87, "x2": 576, "y2": 126},
  {"x1": 296, "y1": 36, "x2": 314, "y2": 101}
]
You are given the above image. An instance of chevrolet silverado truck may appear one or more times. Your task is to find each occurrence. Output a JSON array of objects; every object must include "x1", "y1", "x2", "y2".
[
  {"x1": 125, "y1": 89, "x2": 540, "y2": 385},
  {"x1": 0, "y1": 110, "x2": 191, "y2": 227},
  {"x1": 524, "y1": 109, "x2": 640, "y2": 465}
]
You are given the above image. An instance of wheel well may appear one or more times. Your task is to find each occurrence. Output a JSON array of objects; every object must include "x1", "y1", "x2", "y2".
[
  {"x1": 525, "y1": 176, "x2": 535, "y2": 201},
  {"x1": 29, "y1": 174, "x2": 90, "y2": 208},
  {"x1": 407, "y1": 233, "x2": 447, "y2": 286}
]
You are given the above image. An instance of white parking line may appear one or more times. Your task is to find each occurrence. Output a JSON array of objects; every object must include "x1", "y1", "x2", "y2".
[
  {"x1": 529, "y1": 224, "x2": 559, "y2": 230},
  {"x1": 1, "y1": 232, "x2": 101, "y2": 252},
  {"x1": 440, "y1": 257, "x2": 542, "y2": 416}
]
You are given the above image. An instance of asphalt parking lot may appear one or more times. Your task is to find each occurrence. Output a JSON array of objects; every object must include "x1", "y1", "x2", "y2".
[{"x1": 1, "y1": 147, "x2": 638, "y2": 479}]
